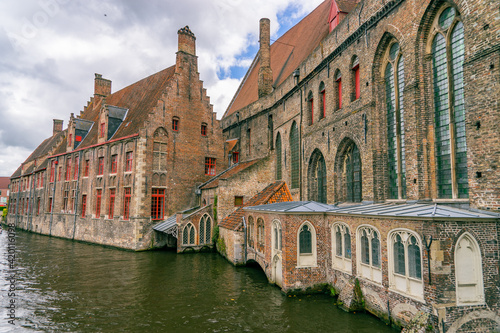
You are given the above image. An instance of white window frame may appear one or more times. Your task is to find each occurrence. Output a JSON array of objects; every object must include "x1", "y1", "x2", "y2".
[
  {"x1": 183, "y1": 222, "x2": 196, "y2": 246},
  {"x1": 331, "y1": 222, "x2": 352, "y2": 273},
  {"x1": 356, "y1": 225, "x2": 382, "y2": 284},
  {"x1": 296, "y1": 221, "x2": 317, "y2": 268},
  {"x1": 455, "y1": 232, "x2": 485, "y2": 306}
]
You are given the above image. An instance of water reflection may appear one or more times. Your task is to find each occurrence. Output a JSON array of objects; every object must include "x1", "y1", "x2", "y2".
[{"x1": 0, "y1": 231, "x2": 395, "y2": 332}]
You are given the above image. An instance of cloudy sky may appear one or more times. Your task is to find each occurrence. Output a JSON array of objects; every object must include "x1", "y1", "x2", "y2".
[{"x1": 0, "y1": 0, "x2": 323, "y2": 176}]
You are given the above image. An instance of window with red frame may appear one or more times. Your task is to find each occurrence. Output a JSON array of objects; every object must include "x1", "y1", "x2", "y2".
[
  {"x1": 48, "y1": 198, "x2": 53, "y2": 213},
  {"x1": 320, "y1": 83, "x2": 326, "y2": 119},
  {"x1": 110, "y1": 155, "x2": 118, "y2": 174},
  {"x1": 125, "y1": 152, "x2": 133, "y2": 172},
  {"x1": 205, "y1": 157, "x2": 216, "y2": 176},
  {"x1": 108, "y1": 188, "x2": 116, "y2": 218},
  {"x1": 201, "y1": 124, "x2": 207, "y2": 136},
  {"x1": 81, "y1": 195, "x2": 87, "y2": 217},
  {"x1": 84, "y1": 160, "x2": 89, "y2": 177},
  {"x1": 335, "y1": 70, "x2": 342, "y2": 110},
  {"x1": 352, "y1": 56, "x2": 360, "y2": 100},
  {"x1": 40, "y1": 171, "x2": 44, "y2": 187},
  {"x1": 151, "y1": 188, "x2": 165, "y2": 220},
  {"x1": 100, "y1": 123, "x2": 105, "y2": 138},
  {"x1": 232, "y1": 152, "x2": 239, "y2": 164},
  {"x1": 123, "y1": 188, "x2": 131, "y2": 220},
  {"x1": 65, "y1": 158, "x2": 71, "y2": 181},
  {"x1": 50, "y1": 161, "x2": 56, "y2": 182},
  {"x1": 95, "y1": 189, "x2": 102, "y2": 217},
  {"x1": 172, "y1": 118, "x2": 179, "y2": 131},
  {"x1": 98, "y1": 157, "x2": 104, "y2": 175},
  {"x1": 74, "y1": 156, "x2": 79, "y2": 180}
]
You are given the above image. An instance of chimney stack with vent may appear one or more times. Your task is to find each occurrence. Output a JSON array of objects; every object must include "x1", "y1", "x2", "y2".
[
  {"x1": 258, "y1": 18, "x2": 273, "y2": 98},
  {"x1": 53, "y1": 119, "x2": 63, "y2": 136},
  {"x1": 94, "y1": 73, "x2": 112, "y2": 98},
  {"x1": 177, "y1": 26, "x2": 196, "y2": 56}
]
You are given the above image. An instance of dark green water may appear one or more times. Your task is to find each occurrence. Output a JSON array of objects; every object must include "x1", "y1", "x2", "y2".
[{"x1": 0, "y1": 230, "x2": 396, "y2": 332}]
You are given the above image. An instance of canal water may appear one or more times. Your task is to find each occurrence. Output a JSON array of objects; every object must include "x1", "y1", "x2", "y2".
[{"x1": 0, "y1": 230, "x2": 396, "y2": 332}]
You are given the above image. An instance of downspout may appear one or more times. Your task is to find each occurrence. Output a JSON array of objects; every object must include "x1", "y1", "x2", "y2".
[
  {"x1": 72, "y1": 151, "x2": 82, "y2": 239},
  {"x1": 49, "y1": 158, "x2": 59, "y2": 236},
  {"x1": 242, "y1": 216, "x2": 247, "y2": 263}
]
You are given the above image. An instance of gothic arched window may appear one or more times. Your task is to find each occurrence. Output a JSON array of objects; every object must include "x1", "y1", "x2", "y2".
[
  {"x1": 290, "y1": 122, "x2": 300, "y2": 189},
  {"x1": 276, "y1": 133, "x2": 282, "y2": 180},
  {"x1": 308, "y1": 149, "x2": 327, "y2": 203}
]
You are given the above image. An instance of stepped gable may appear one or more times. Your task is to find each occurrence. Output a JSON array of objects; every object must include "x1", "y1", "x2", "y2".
[
  {"x1": 78, "y1": 66, "x2": 176, "y2": 149},
  {"x1": 219, "y1": 181, "x2": 292, "y2": 231},
  {"x1": 223, "y1": 0, "x2": 330, "y2": 118}
]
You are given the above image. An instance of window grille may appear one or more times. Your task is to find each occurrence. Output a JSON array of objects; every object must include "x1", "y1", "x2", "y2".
[
  {"x1": 123, "y1": 188, "x2": 131, "y2": 220},
  {"x1": 151, "y1": 188, "x2": 165, "y2": 220},
  {"x1": 95, "y1": 189, "x2": 102, "y2": 217},
  {"x1": 98, "y1": 157, "x2": 104, "y2": 175},
  {"x1": 125, "y1": 152, "x2": 133, "y2": 172},
  {"x1": 205, "y1": 157, "x2": 216, "y2": 176},
  {"x1": 345, "y1": 143, "x2": 362, "y2": 202},
  {"x1": 110, "y1": 155, "x2": 118, "y2": 174},
  {"x1": 108, "y1": 188, "x2": 115, "y2": 217},
  {"x1": 299, "y1": 224, "x2": 312, "y2": 254},
  {"x1": 201, "y1": 124, "x2": 207, "y2": 136},
  {"x1": 308, "y1": 150, "x2": 327, "y2": 203},
  {"x1": 82, "y1": 195, "x2": 87, "y2": 218},
  {"x1": 153, "y1": 142, "x2": 167, "y2": 171}
]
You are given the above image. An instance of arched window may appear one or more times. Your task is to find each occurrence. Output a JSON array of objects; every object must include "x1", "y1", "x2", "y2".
[
  {"x1": 334, "y1": 70, "x2": 342, "y2": 110},
  {"x1": 332, "y1": 223, "x2": 351, "y2": 273},
  {"x1": 268, "y1": 115, "x2": 274, "y2": 150},
  {"x1": 455, "y1": 233, "x2": 484, "y2": 305},
  {"x1": 247, "y1": 216, "x2": 254, "y2": 248},
  {"x1": 431, "y1": 6, "x2": 468, "y2": 199},
  {"x1": 153, "y1": 127, "x2": 168, "y2": 172},
  {"x1": 351, "y1": 56, "x2": 360, "y2": 101},
  {"x1": 308, "y1": 149, "x2": 327, "y2": 203},
  {"x1": 388, "y1": 229, "x2": 423, "y2": 299},
  {"x1": 307, "y1": 91, "x2": 314, "y2": 125},
  {"x1": 297, "y1": 222, "x2": 317, "y2": 267},
  {"x1": 199, "y1": 214, "x2": 212, "y2": 245},
  {"x1": 276, "y1": 133, "x2": 282, "y2": 180},
  {"x1": 183, "y1": 223, "x2": 195, "y2": 246},
  {"x1": 339, "y1": 141, "x2": 362, "y2": 202},
  {"x1": 272, "y1": 220, "x2": 282, "y2": 252},
  {"x1": 319, "y1": 82, "x2": 326, "y2": 119},
  {"x1": 257, "y1": 218, "x2": 265, "y2": 251},
  {"x1": 385, "y1": 42, "x2": 406, "y2": 199},
  {"x1": 357, "y1": 226, "x2": 382, "y2": 283},
  {"x1": 290, "y1": 122, "x2": 300, "y2": 189}
]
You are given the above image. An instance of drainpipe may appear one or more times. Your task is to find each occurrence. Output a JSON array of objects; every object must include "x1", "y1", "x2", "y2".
[
  {"x1": 49, "y1": 158, "x2": 59, "y2": 236},
  {"x1": 72, "y1": 151, "x2": 82, "y2": 239},
  {"x1": 242, "y1": 216, "x2": 247, "y2": 263}
]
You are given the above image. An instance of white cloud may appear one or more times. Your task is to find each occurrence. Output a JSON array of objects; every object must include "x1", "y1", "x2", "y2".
[{"x1": 0, "y1": 0, "x2": 323, "y2": 176}]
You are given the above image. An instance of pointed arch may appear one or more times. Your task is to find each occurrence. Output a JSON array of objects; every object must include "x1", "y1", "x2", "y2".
[
  {"x1": 182, "y1": 222, "x2": 196, "y2": 246},
  {"x1": 290, "y1": 121, "x2": 300, "y2": 189},
  {"x1": 297, "y1": 221, "x2": 317, "y2": 267},
  {"x1": 307, "y1": 149, "x2": 327, "y2": 203},
  {"x1": 199, "y1": 214, "x2": 212, "y2": 245},
  {"x1": 455, "y1": 232, "x2": 484, "y2": 305},
  {"x1": 334, "y1": 138, "x2": 362, "y2": 202},
  {"x1": 275, "y1": 132, "x2": 282, "y2": 180}
]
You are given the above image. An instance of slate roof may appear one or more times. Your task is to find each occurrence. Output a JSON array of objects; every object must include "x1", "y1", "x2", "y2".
[
  {"x1": 244, "y1": 202, "x2": 500, "y2": 220},
  {"x1": 223, "y1": 0, "x2": 331, "y2": 118},
  {"x1": 153, "y1": 214, "x2": 177, "y2": 233},
  {"x1": 219, "y1": 181, "x2": 293, "y2": 231},
  {"x1": 199, "y1": 159, "x2": 263, "y2": 190}
]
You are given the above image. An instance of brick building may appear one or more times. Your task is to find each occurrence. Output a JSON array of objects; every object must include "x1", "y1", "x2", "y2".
[
  {"x1": 212, "y1": 0, "x2": 500, "y2": 331},
  {"x1": 0, "y1": 177, "x2": 9, "y2": 212},
  {"x1": 8, "y1": 26, "x2": 225, "y2": 250}
]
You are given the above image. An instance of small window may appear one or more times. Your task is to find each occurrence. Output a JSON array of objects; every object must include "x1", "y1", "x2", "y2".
[
  {"x1": 98, "y1": 157, "x2": 104, "y2": 175},
  {"x1": 201, "y1": 124, "x2": 207, "y2": 136},
  {"x1": 68, "y1": 133, "x2": 72, "y2": 147},
  {"x1": 232, "y1": 152, "x2": 239, "y2": 164},
  {"x1": 234, "y1": 196, "x2": 243, "y2": 206},
  {"x1": 48, "y1": 197, "x2": 53, "y2": 213},
  {"x1": 247, "y1": 128, "x2": 251, "y2": 156},
  {"x1": 199, "y1": 214, "x2": 212, "y2": 245},
  {"x1": 125, "y1": 152, "x2": 133, "y2": 172},
  {"x1": 183, "y1": 223, "x2": 195, "y2": 245},
  {"x1": 172, "y1": 118, "x2": 179, "y2": 131},
  {"x1": 205, "y1": 157, "x2": 216, "y2": 176},
  {"x1": 110, "y1": 155, "x2": 118, "y2": 174},
  {"x1": 297, "y1": 222, "x2": 317, "y2": 267}
]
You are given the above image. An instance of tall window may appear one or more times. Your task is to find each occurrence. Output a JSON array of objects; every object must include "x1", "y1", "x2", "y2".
[
  {"x1": 385, "y1": 42, "x2": 406, "y2": 199},
  {"x1": 73, "y1": 156, "x2": 79, "y2": 180},
  {"x1": 332, "y1": 223, "x2": 352, "y2": 273},
  {"x1": 65, "y1": 158, "x2": 71, "y2": 181},
  {"x1": 63, "y1": 190, "x2": 69, "y2": 212},
  {"x1": 275, "y1": 133, "x2": 282, "y2": 180},
  {"x1": 172, "y1": 118, "x2": 179, "y2": 131},
  {"x1": 290, "y1": 122, "x2": 299, "y2": 189},
  {"x1": 123, "y1": 188, "x2": 131, "y2": 220},
  {"x1": 455, "y1": 233, "x2": 484, "y2": 305},
  {"x1": 84, "y1": 159, "x2": 90, "y2": 177},
  {"x1": 201, "y1": 124, "x2": 207, "y2": 136},
  {"x1": 357, "y1": 226, "x2": 382, "y2": 283},
  {"x1": 205, "y1": 157, "x2": 216, "y2": 176},
  {"x1": 153, "y1": 142, "x2": 167, "y2": 171},
  {"x1": 352, "y1": 56, "x2": 360, "y2": 100},
  {"x1": 431, "y1": 7, "x2": 468, "y2": 199},
  {"x1": 247, "y1": 128, "x2": 251, "y2": 156},
  {"x1": 100, "y1": 122, "x2": 105, "y2": 138},
  {"x1": 183, "y1": 223, "x2": 195, "y2": 245},
  {"x1": 389, "y1": 230, "x2": 423, "y2": 299},
  {"x1": 308, "y1": 149, "x2": 327, "y2": 203},
  {"x1": 98, "y1": 157, "x2": 104, "y2": 175},
  {"x1": 272, "y1": 220, "x2": 282, "y2": 251},
  {"x1": 257, "y1": 218, "x2": 265, "y2": 250},
  {"x1": 95, "y1": 189, "x2": 102, "y2": 217},
  {"x1": 247, "y1": 216, "x2": 254, "y2": 248},
  {"x1": 125, "y1": 152, "x2": 133, "y2": 172},
  {"x1": 108, "y1": 188, "x2": 116, "y2": 218},
  {"x1": 299, "y1": 224, "x2": 312, "y2": 254},
  {"x1": 151, "y1": 188, "x2": 165, "y2": 220},
  {"x1": 298, "y1": 222, "x2": 316, "y2": 267},
  {"x1": 307, "y1": 91, "x2": 314, "y2": 125},
  {"x1": 81, "y1": 195, "x2": 87, "y2": 218},
  {"x1": 342, "y1": 141, "x2": 362, "y2": 202},
  {"x1": 48, "y1": 197, "x2": 53, "y2": 213},
  {"x1": 110, "y1": 155, "x2": 118, "y2": 174},
  {"x1": 319, "y1": 82, "x2": 326, "y2": 119},
  {"x1": 335, "y1": 70, "x2": 342, "y2": 110},
  {"x1": 199, "y1": 214, "x2": 212, "y2": 245}
]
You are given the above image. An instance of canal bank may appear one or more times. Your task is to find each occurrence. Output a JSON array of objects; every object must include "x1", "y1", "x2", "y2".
[{"x1": 1, "y1": 229, "x2": 396, "y2": 332}]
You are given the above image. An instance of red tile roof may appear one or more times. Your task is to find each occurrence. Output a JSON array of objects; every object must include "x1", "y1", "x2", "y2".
[
  {"x1": 223, "y1": 0, "x2": 331, "y2": 118},
  {"x1": 219, "y1": 181, "x2": 292, "y2": 231},
  {"x1": 200, "y1": 159, "x2": 262, "y2": 190},
  {"x1": 0, "y1": 177, "x2": 10, "y2": 189}
]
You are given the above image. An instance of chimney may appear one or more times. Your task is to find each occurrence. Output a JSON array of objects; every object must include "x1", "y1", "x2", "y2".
[
  {"x1": 94, "y1": 73, "x2": 112, "y2": 98},
  {"x1": 53, "y1": 119, "x2": 63, "y2": 136},
  {"x1": 177, "y1": 26, "x2": 196, "y2": 56},
  {"x1": 258, "y1": 18, "x2": 273, "y2": 98}
]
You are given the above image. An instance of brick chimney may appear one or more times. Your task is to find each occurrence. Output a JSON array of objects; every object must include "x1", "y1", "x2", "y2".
[
  {"x1": 258, "y1": 18, "x2": 273, "y2": 98},
  {"x1": 177, "y1": 26, "x2": 196, "y2": 56},
  {"x1": 53, "y1": 119, "x2": 63, "y2": 136},
  {"x1": 94, "y1": 73, "x2": 112, "y2": 98}
]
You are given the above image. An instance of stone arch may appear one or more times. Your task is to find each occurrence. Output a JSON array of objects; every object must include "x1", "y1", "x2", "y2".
[
  {"x1": 454, "y1": 232, "x2": 484, "y2": 305},
  {"x1": 334, "y1": 137, "x2": 362, "y2": 202},
  {"x1": 153, "y1": 126, "x2": 168, "y2": 138},
  {"x1": 447, "y1": 310, "x2": 500, "y2": 333},
  {"x1": 307, "y1": 148, "x2": 327, "y2": 203}
]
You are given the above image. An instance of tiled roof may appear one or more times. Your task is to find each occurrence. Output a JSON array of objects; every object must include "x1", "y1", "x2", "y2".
[
  {"x1": 223, "y1": 0, "x2": 330, "y2": 118},
  {"x1": 199, "y1": 159, "x2": 263, "y2": 190},
  {"x1": 0, "y1": 177, "x2": 10, "y2": 189},
  {"x1": 219, "y1": 181, "x2": 292, "y2": 231}
]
